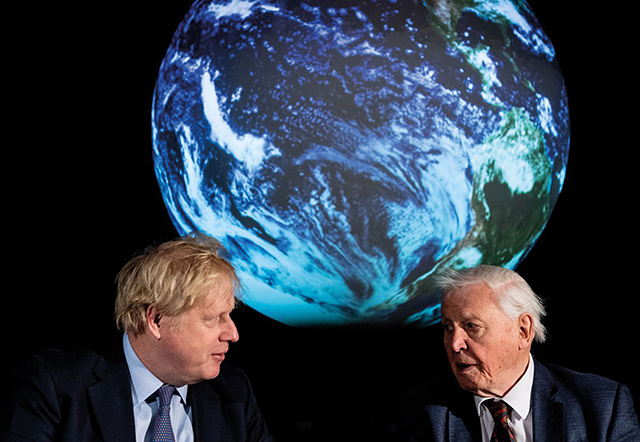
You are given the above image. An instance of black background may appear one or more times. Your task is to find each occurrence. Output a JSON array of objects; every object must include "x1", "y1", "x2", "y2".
[{"x1": 7, "y1": 1, "x2": 638, "y2": 440}]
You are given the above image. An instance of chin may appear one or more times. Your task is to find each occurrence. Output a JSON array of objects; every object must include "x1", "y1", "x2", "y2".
[
  {"x1": 185, "y1": 364, "x2": 222, "y2": 385},
  {"x1": 457, "y1": 379, "x2": 477, "y2": 393},
  {"x1": 455, "y1": 373, "x2": 483, "y2": 395},
  {"x1": 203, "y1": 362, "x2": 223, "y2": 380}
]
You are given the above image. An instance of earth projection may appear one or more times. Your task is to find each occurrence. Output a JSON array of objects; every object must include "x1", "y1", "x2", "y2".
[{"x1": 152, "y1": 0, "x2": 569, "y2": 327}]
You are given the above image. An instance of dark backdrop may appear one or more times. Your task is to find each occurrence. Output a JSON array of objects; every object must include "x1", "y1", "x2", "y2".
[{"x1": 7, "y1": 1, "x2": 637, "y2": 440}]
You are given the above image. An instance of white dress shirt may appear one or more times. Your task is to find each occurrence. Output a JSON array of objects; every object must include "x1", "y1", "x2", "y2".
[
  {"x1": 474, "y1": 353, "x2": 535, "y2": 442},
  {"x1": 123, "y1": 334, "x2": 195, "y2": 442}
]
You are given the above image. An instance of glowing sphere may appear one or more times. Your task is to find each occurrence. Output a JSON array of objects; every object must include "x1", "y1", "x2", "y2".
[{"x1": 152, "y1": 0, "x2": 569, "y2": 326}]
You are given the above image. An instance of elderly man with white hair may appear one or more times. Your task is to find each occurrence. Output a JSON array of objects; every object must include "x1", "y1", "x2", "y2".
[{"x1": 400, "y1": 265, "x2": 639, "y2": 442}]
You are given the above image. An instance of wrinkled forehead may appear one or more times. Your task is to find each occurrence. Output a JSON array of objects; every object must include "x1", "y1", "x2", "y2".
[{"x1": 441, "y1": 283, "x2": 500, "y2": 318}]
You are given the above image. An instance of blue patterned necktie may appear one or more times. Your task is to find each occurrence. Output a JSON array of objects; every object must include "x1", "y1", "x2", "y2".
[
  {"x1": 483, "y1": 400, "x2": 517, "y2": 442},
  {"x1": 152, "y1": 384, "x2": 176, "y2": 442}
]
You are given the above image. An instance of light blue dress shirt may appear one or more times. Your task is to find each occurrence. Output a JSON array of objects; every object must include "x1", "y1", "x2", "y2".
[{"x1": 123, "y1": 334, "x2": 195, "y2": 442}]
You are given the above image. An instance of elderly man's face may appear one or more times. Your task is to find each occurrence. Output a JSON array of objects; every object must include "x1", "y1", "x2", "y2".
[
  {"x1": 441, "y1": 283, "x2": 531, "y2": 397},
  {"x1": 155, "y1": 279, "x2": 239, "y2": 386}
]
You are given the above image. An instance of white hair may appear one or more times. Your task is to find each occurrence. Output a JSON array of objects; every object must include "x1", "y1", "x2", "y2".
[{"x1": 435, "y1": 265, "x2": 547, "y2": 343}]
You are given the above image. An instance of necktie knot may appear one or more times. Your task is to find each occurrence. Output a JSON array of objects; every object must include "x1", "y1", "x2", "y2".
[
  {"x1": 157, "y1": 384, "x2": 176, "y2": 408},
  {"x1": 483, "y1": 400, "x2": 516, "y2": 442},
  {"x1": 484, "y1": 399, "x2": 511, "y2": 422}
]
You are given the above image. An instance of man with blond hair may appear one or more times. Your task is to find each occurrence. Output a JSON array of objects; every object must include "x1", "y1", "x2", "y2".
[
  {"x1": 3, "y1": 233, "x2": 273, "y2": 441},
  {"x1": 400, "y1": 265, "x2": 639, "y2": 441}
]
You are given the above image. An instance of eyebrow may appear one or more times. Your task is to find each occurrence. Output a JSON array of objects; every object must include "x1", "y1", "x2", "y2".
[{"x1": 441, "y1": 314, "x2": 484, "y2": 324}]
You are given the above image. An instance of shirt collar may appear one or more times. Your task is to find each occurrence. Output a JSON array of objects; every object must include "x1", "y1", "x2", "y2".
[
  {"x1": 474, "y1": 353, "x2": 535, "y2": 420},
  {"x1": 123, "y1": 334, "x2": 189, "y2": 407}
]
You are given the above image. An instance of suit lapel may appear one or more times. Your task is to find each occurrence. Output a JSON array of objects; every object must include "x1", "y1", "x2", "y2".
[
  {"x1": 87, "y1": 355, "x2": 136, "y2": 441},
  {"x1": 532, "y1": 360, "x2": 564, "y2": 442},
  {"x1": 190, "y1": 380, "x2": 224, "y2": 442}
]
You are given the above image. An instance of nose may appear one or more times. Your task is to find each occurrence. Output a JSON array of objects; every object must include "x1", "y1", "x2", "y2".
[
  {"x1": 446, "y1": 326, "x2": 468, "y2": 353},
  {"x1": 221, "y1": 317, "x2": 240, "y2": 343}
]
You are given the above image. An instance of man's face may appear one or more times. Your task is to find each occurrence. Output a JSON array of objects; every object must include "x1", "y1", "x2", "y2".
[
  {"x1": 441, "y1": 283, "x2": 530, "y2": 397},
  {"x1": 157, "y1": 280, "x2": 239, "y2": 386}
]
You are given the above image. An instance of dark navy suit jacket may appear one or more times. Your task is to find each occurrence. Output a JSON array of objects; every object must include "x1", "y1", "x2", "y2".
[
  {"x1": 399, "y1": 358, "x2": 640, "y2": 441},
  {"x1": 2, "y1": 346, "x2": 273, "y2": 441}
]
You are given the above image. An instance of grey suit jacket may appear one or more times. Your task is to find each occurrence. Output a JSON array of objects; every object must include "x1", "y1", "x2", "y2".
[
  {"x1": 399, "y1": 359, "x2": 640, "y2": 441},
  {"x1": 2, "y1": 346, "x2": 273, "y2": 441}
]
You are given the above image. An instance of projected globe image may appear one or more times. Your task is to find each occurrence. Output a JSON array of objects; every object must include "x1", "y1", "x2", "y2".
[{"x1": 152, "y1": 0, "x2": 569, "y2": 326}]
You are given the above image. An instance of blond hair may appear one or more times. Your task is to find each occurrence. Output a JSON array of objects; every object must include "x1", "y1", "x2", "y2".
[{"x1": 115, "y1": 233, "x2": 240, "y2": 335}]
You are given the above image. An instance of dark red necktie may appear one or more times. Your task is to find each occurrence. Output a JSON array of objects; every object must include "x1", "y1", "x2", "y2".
[{"x1": 483, "y1": 400, "x2": 516, "y2": 442}]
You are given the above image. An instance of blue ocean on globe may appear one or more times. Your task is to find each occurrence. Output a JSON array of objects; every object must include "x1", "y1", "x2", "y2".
[{"x1": 152, "y1": 0, "x2": 569, "y2": 327}]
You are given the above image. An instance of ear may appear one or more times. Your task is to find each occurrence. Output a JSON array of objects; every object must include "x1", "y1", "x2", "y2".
[
  {"x1": 145, "y1": 305, "x2": 163, "y2": 340},
  {"x1": 517, "y1": 313, "x2": 535, "y2": 349}
]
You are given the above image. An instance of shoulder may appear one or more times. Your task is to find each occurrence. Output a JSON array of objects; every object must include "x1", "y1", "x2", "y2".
[
  {"x1": 2, "y1": 346, "x2": 126, "y2": 438},
  {"x1": 30, "y1": 346, "x2": 103, "y2": 365},
  {"x1": 538, "y1": 361, "x2": 624, "y2": 402},
  {"x1": 9, "y1": 345, "x2": 125, "y2": 400},
  {"x1": 544, "y1": 362, "x2": 618, "y2": 386},
  {"x1": 535, "y1": 360, "x2": 640, "y2": 438},
  {"x1": 535, "y1": 360, "x2": 637, "y2": 417},
  {"x1": 13, "y1": 346, "x2": 103, "y2": 383}
]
